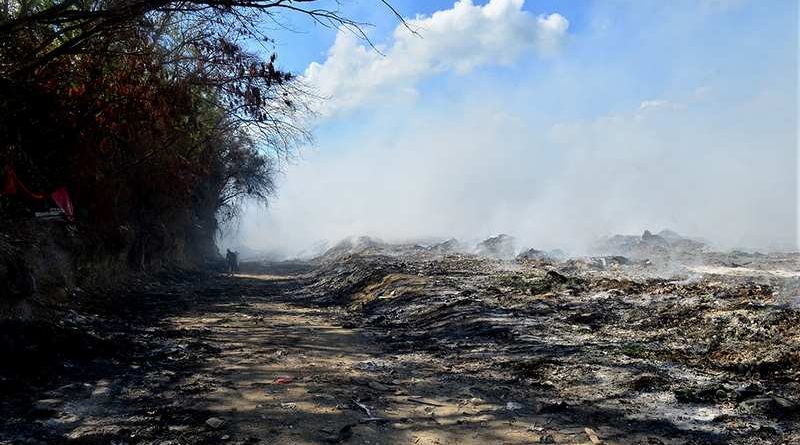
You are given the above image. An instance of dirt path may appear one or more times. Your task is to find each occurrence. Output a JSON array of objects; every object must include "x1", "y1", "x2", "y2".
[
  {"x1": 2, "y1": 273, "x2": 584, "y2": 445},
  {"x1": 163, "y1": 275, "x2": 554, "y2": 445}
]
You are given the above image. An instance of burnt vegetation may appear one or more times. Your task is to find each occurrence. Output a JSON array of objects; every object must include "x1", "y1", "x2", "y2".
[{"x1": 0, "y1": 0, "x2": 396, "y2": 273}]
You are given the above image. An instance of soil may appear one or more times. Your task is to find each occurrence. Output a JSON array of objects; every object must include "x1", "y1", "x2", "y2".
[{"x1": 1, "y1": 243, "x2": 799, "y2": 445}]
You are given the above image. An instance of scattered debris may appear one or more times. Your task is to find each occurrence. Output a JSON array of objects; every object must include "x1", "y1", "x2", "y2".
[
  {"x1": 294, "y1": 239, "x2": 800, "y2": 443},
  {"x1": 367, "y1": 380, "x2": 390, "y2": 391},
  {"x1": 539, "y1": 433, "x2": 555, "y2": 443},
  {"x1": 517, "y1": 248, "x2": 551, "y2": 261},
  {"x1": 205, "y1": 417, "x2": 225, "y2": 429},
  {"x1": 352, "y1": 399, "x2": 373, "y2": 418},
  {"x1": 274, "y1": 375, "x2": 294, "y2": 384},
  {"x1": 2, "y1": 237, "x2": 798, "y2": 445},
  {"x1": 584, "y1": 427, "x2": 604, "y2": 444},
  {"x1": 505, "y1": 401, "x2": 523, "y2": 411}
]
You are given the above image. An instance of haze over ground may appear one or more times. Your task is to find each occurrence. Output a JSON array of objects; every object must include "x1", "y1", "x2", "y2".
[{"x1": 225, "y1": 0, "x2": 798, "y2": 257}]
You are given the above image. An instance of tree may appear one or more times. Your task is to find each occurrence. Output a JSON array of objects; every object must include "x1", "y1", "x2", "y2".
[
  {"x1": 2, "y1": 0, "x2": 406, "y2": 155},
  {"x1": 0, "y1": 0, "x2": 403, "y2": 266},
  {"x1": 0, "y1": 0, "x2": 402, "y2": 267}
]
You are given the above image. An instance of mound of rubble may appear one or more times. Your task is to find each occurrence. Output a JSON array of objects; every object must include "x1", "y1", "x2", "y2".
[
  {"x1": 475, "y1": 234, "x2": 517, "y2": 259},
  {"x1": 594, "y1": 229, "x2": 707, "y2": 261},
  {"x1": 296, "y1": 239, "x2": 800, "y2": 444}
]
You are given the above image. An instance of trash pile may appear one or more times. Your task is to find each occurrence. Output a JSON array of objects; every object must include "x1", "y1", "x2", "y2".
[
  {"x1": 594, "y1": 229, "x2": 708, "y2": 261},
  {"x1": 475, "y1": 234, "x2": 516, "y2": 259},
  {"x1": 294, "y1": 234, "x2": 800, "y2": 444}
]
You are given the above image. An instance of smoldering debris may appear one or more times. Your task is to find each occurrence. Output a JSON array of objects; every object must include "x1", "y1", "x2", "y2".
[
  {"x1": 3, "y1": 232, "x2": 797, "y2": 444},
  {"x1": 593, "y1": 229, "x2": 708, "y2": 260},
  {"x1": 285, "y1": 234, "x2": 800, "y2": 443},
  {"x1": 475, "y1": 234, "x2": 517, "y2": 259}
]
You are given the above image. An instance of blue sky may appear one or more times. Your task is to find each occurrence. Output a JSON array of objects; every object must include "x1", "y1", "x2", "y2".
[
  {"x1": 267, "y1": 0, "x2": 590, "y2": 72},
  {"x1": 232, "y1": 0, "x2": 798, "y2": 255}
]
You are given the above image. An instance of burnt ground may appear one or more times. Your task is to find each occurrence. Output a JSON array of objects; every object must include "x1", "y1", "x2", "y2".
[{"x1": 1, "y1": 244, "x2": 799, "y2": 445}]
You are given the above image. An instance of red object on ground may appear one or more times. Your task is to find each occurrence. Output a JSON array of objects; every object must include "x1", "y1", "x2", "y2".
[
  {"x1": 50, "y1": 187, "x2": 75, "y2": 221},
  {"x1": 1, "y1": 165, "x2": 46, "y2": 200},
  {"x1": 273, "y1": 375, "x2": 294, "y2": 384},
  {"x1": 2, "y1": 165, "x2": 76, "y2": 221}
]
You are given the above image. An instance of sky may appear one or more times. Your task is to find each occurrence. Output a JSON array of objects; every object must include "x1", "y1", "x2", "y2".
[{"x1": 226, "y1": 0, "x2": 799, "y2": 257}]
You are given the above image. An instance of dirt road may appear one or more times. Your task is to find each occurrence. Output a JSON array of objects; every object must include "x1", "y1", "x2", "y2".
[
  {"x1": 2, "y1": 249, "x2": 798, "y2": 444},
  {"x1": 1, "y1": 273, "x2": 591, "y2": 445},
  {"x1": 171, "y1": 277, "x2": 567, "y2": 445}
]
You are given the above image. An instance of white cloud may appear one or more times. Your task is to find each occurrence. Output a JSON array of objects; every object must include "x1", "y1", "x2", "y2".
[
  {"x1": 639, "y1": 99, "x2": 670, "y2": 110},
  {"x1": 302, "y1": 0, "x2": 568, "y2": 115}
]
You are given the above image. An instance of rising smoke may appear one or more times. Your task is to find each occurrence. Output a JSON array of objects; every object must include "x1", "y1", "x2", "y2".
[{"x1": 227, "y1": 0, "x2": 798, "y2": 257}]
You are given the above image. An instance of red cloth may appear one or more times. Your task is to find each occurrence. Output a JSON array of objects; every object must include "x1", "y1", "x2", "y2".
[
  {"x1": 1, "y1": 165, "x2": 46, "y2": 200},
  {"x1": 2, "y1": 165, "x2": 76, "y2": 221},
  {"x1": 50, "y1": 187, "x2": 75, "y2": 221}
]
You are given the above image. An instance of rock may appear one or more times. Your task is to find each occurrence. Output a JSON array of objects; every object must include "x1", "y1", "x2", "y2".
[{"x1": 205, "y1": 417, "x2": 225, "y2": 429}]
